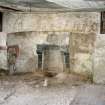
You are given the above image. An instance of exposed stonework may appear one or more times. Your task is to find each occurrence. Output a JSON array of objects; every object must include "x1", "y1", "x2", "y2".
[
  {"x1": 7, "y1": 32, "x2": 69, "y2": 73},
  {"x1": 3, "y1": 12, "x2": 105, "y2": 84},
  {"x1": 0, "y1": 32, "x2": 7, "y2": 70},
  {"x1": 3, "y1": 12, "x2": 98, "y2": 33},
  {"x1": 69, "y1": 32, "x2": 95, "y2": 76},
  {"x1": 94, "y1": 34, "x2": 105, "y2": 84},
  {"x1": 92, "y1": 13, "x2": 105, "y2": 84}
]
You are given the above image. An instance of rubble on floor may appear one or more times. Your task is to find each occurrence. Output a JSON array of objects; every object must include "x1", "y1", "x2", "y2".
[{"x1": 0, "y1": 72, "x2": 105, "y2": 105}]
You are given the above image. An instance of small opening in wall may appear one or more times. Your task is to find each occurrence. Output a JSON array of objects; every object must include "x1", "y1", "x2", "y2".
[
  {"x1": 37, "y1": 51, "x2": 42, "y2": 69},
  {"x1": 64, "y1": 52, "x2": 70, "y2": 68},
  {"x1": 100, "y1": 12, "x2": 105, "y2": 34},
  {"x1": 0, "y1": 12, "x2": 2, "y2": 32}
]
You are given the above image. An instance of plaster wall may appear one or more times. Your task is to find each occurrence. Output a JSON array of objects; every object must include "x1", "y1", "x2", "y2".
[
  {"x1": 93, "y1": 13, "x2": 105, "y2": 83},
  {"x1": 0, "y1": 32, "x2": 7, "y2": 70},
  {"x1": 3, "y1": 12, "x2": 98, "y2": 33},
  {"x1": 7, "y1": 32, "x2": 69, "y2": 72},
  {"x1": 4, "y1": 12, "x2": 104, "y2": 84}
]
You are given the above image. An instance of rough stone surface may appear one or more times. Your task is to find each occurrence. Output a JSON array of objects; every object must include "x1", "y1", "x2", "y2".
[
  {"x1": 94, "y1": 34, "x2": 105, "y2": 84},
  {"x1": 7, "y1": 32, "x2": 69, "y2": 72},
  {"x1": 3, "y1": 11, "x2": 105, "y2": 84},
  {"x1": 47, "y1": 49, "x2": 64, "y2": 72},
  {"x1": 73, "y1": 53, "x2": 93, "y2": 75},
  {"x1": 0, "y1": 32, "x2": 7, "y2": 70},
  {"x1": 92, "y1": 13, "x2": 105, "y2": 84},
  {"x1": 5, "y1": 12, "x2": 98, "y2": 75},
  {"x1": 3, "y1": 12, "x2": 98, "y2": 33},
  {"x1": 69, "y1": 32, "x2": 95, "y2": 75}
]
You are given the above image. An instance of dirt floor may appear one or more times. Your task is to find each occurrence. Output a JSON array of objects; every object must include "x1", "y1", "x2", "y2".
[{"x1": 0, "y1": 72, "x2": 105, "y2": 105}]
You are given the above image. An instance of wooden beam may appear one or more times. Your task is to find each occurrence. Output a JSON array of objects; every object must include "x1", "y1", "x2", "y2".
[{"x1": 0, "y1": 6, "x2": 23, "y2": 12}]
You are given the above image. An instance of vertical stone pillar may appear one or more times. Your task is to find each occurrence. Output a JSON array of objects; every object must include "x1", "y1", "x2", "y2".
[
  {"x1": 42, "y1": 51, "x2": 44, "y2": 71},
  {"x1": 69, "y1": 32, "x2": 74, "y2": 72},
  {"x1": 93, "y1": 34, "x2": 105, "y2": 84},
  {"x1": 0, "y1": 32, "x2": 7, "y2": 70}
]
